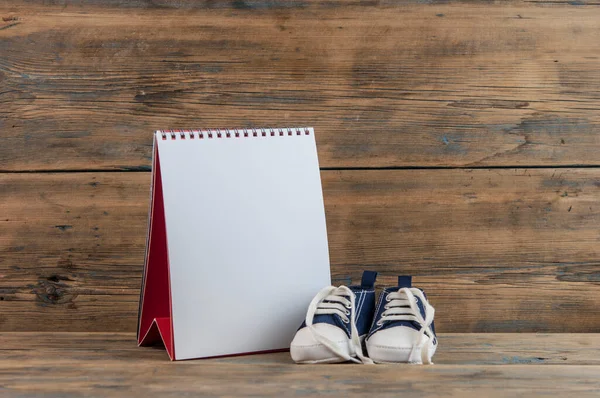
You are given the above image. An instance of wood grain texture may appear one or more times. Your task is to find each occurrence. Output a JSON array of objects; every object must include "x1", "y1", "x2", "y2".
[
  {"x1": 4, "y1": 332, "x2": 600, "y2": 365},
  {"x1": 2, "y1": 169, "x2": 600, "y2": 332},
  {"x1": 2, "y1": 332, "x2": 600, "y2": 397},
  {"x1": 2, "y1": 3, "x2": 600, "y2": 170}
]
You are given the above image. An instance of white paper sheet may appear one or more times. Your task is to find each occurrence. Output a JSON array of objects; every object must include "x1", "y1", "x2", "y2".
[{"x1": 156, "y1": 128, "x2": 331, "y2": 360}]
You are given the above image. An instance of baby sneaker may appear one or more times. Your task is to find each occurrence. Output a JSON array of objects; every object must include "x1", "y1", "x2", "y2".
[
  {"x1": 366, "y1": 276, "x2": 437, "y2": 364},
  {"x1": 290, "y1": 271, "x2": 378, "y2": 364}
]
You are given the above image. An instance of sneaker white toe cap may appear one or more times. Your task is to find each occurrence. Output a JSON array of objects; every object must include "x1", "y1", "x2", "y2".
[
  {"x1": 366, "y1": 327, "x2": 435, "y2": 364},
  {"x1": 290, "y1": 323, "x2": 353, "y2": 364}
]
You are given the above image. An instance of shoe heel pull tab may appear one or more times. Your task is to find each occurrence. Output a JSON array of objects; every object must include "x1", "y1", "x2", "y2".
[
  {"x1": 398, "y1": 275, "x2": 412, "y2": 288},
  {"x1": 360, "y1": 271, "x2": 378, "y2": 289}
]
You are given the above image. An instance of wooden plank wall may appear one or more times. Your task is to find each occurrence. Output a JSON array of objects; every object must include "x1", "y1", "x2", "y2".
[{"x1": 1, "y1": 0, "x2": 600, "y2": 333}]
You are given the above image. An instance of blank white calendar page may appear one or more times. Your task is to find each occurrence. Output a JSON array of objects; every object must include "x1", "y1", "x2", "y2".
[{"x1": 156, "y1": 128, "x2": 331, "y2": 360}]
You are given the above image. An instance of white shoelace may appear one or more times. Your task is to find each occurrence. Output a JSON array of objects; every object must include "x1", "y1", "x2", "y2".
[
  {"x1": 305, "y1": 286, "x2": 373, "y2": 364},
  {"x1": 377, "y1": 287, "x2": 436, "y2": 364}
]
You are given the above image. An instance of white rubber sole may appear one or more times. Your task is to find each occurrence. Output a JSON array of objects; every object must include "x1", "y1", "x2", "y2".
[
  {"x1": 367, "y1": 335, "x2": 437, "y2": 364},
  {"x1": 292, "y1": 355, "x2": 351, "y2": 364}
]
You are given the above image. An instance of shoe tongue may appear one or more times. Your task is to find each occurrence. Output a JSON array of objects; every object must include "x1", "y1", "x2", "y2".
[
  {"x1": 305, "y1": 289, "x2": 356, "y2": 338},
  {"x1": 383, "y1": 276, "x2": 423, "y2": 332},
  {"x1": 361, "y1": 271, "x2": 378, "y2": 289},
  {"x1": 398, "y1": 275, "x2": 412, "y2": 288}
]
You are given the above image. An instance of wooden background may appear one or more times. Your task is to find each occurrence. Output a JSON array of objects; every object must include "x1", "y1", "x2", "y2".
[{"x1": 2, "y1": 0, "x2": 600, "y2": 334}]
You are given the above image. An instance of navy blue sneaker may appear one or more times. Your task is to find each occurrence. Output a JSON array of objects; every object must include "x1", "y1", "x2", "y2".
[
  {"x1": 290, "y1": 271, "x2": 378, "y2": 364},
  {"x1": 366, "y1": 276, "x2": 437, "y2": 364}
]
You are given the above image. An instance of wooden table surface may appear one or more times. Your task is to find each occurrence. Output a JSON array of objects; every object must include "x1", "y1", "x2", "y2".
[{"x1": 2, "y1": 332, "x2": 600, "y2": 397}]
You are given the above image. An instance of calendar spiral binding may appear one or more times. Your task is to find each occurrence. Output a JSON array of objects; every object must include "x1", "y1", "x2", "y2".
[{"x1": 157, "y1": 127, "x2": 311, "y2": 140}]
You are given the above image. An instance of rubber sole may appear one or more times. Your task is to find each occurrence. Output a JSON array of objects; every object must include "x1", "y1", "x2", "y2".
[{"x1": 367, "y1": 337, "x2": 437, "y2": 364}]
